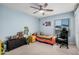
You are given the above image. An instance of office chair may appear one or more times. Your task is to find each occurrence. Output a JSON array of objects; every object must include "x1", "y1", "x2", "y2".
[{"x1": 56, "y1": 28, "x2": 69, "y2": 49}]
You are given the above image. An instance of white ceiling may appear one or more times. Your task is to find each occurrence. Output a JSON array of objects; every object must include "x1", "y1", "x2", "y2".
[{"x1": 2, "y1": 3, "x2": 76, "y2": 18}]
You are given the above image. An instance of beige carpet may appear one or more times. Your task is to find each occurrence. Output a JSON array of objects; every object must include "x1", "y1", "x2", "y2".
[{"x1": 5, "y1": 42, "x2": 79, "y2": 55}]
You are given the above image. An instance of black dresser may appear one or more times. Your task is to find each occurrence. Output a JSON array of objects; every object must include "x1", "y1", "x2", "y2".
[{"x1": 6, "y1": 37, "x2": 27, "y2": 51}]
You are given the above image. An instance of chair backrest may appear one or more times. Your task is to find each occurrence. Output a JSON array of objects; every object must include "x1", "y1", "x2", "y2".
[{"x1": 59, "y1": 28, "x2": 68, "y2": 40}]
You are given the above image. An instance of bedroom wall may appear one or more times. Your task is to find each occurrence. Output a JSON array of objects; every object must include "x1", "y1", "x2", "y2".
[
  {"x1": 40, "y1": 12, "x2": 75, "y2": 44},
  {"x1": 75, "y1": 5, "x2": 79, "y2": 48},
  {"x1": 0, "y1": 5, "x2": 40, "y2": 41}
]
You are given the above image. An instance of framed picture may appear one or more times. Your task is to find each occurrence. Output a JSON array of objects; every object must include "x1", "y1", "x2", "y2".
[{"x1": 43, "y1": 21, "x2": 51, "y2": 26}]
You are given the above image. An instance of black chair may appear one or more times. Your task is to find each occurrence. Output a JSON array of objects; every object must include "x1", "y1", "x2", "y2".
[{"x1": 56, "y1": 28, "x2": 69, "y2": 49}]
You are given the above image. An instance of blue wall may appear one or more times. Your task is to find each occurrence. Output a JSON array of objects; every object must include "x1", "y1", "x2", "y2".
[
  {"x1": 0, "y1": 5, "x2": 40, "y2": 41},
  {"x1": 40, "y1": 12, "x2": 75, "y2": 44}
]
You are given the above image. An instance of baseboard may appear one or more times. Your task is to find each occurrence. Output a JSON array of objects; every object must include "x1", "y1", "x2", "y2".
[{"x1": 68, "y1": 41, "x2": 76, "y2": 45}]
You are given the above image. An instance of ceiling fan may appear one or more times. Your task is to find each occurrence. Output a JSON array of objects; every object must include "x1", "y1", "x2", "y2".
[{"x1": 30, "y1": 3, "x2": 53, "y2": 15}]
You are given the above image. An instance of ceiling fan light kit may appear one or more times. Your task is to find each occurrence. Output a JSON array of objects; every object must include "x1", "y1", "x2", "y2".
[{"x1": 39, "y1": 10, "x2": 44, "y2": 13}]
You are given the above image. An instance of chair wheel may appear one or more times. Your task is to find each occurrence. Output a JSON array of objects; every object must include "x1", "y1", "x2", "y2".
[
  {"x1": 67, "y1": 47, "x2": 69, "y2": 49},
  {"x1": 60, "y1": 46, "x2": 61, "y2": 48}
]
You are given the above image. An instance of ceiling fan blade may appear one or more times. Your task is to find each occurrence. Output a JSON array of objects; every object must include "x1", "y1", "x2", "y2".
[
  {"x1": 33, "y1": 11, "x2": 39, "y2": 14},
  {"x1": 30, "y1": 6, "x2": 39, "y2": 9},
  {"x1": 34, "y1": 3, "x2": 43, "y2": 10},
  {"x1": 34, "y1": 3, "x2": 42, "y2": 7},
  {"x1": 44, "y1": 3, "x2": 48, "y2": 8},
  {"x1": 44, "y1": 9, "x2": 53, "y2": 11}
]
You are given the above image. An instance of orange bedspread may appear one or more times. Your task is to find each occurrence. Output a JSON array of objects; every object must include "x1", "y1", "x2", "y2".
[{"x1": 36, "y1": 35, "x2": 56, "y2": 45}]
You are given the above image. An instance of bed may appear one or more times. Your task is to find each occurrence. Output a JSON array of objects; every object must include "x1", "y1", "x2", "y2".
[{"x1": 36, "y1": 35, "x2": 56, "y2": 45}]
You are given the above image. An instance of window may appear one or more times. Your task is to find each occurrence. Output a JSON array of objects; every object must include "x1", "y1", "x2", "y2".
[{"x1": 54, "y1": 18, "x2": 69, "y2": 35}]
